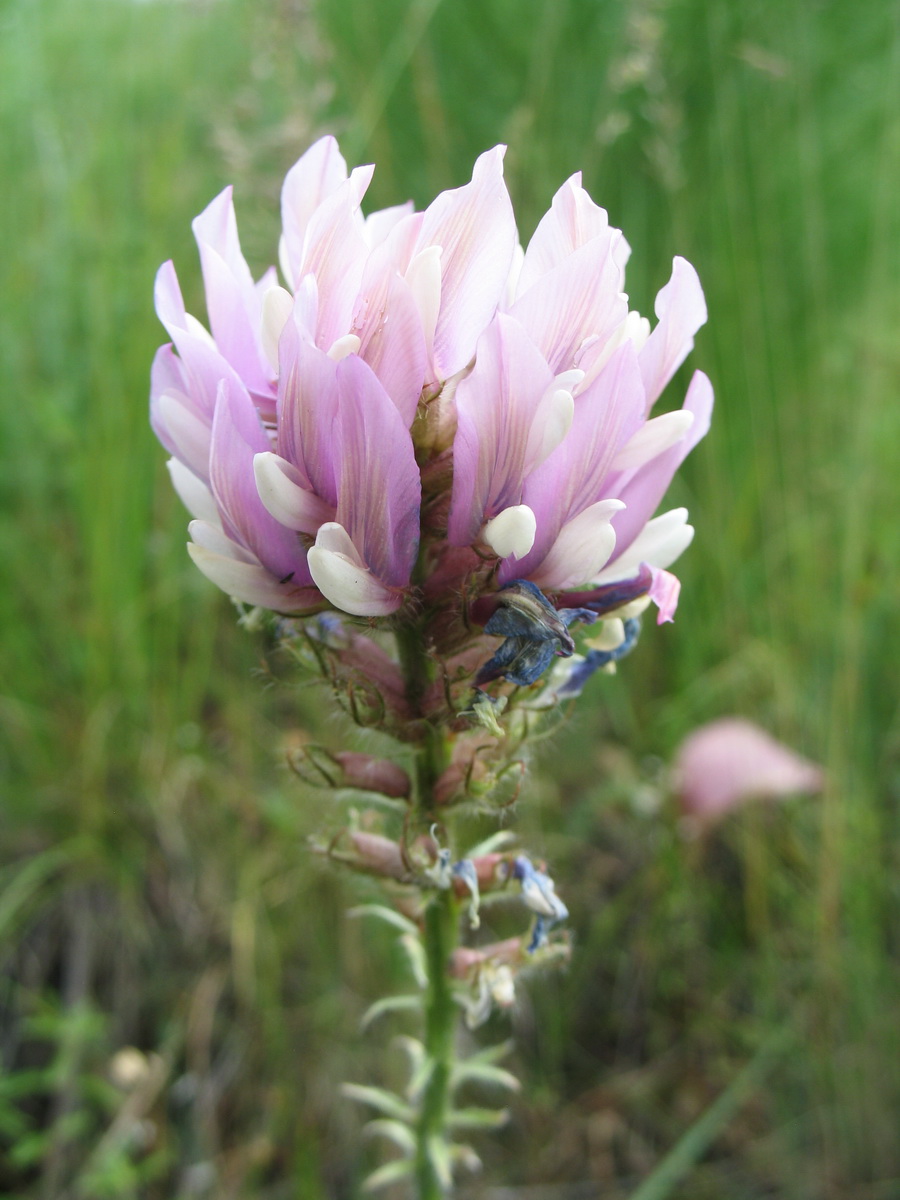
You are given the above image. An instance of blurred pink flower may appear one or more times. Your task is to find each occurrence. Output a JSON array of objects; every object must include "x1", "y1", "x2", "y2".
[
  {"x1": 674, "y1": 718, "x2": 825, "y2": 825},
  {"x1": 151, "y1": 136, "x2": 710, "y2": 635}
]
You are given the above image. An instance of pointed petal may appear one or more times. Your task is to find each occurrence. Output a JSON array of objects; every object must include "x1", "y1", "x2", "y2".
[
  {"x1": 527, "y1": 499, "x2": 624, "y2": 590},
  {"x1": 513, "y1": 341, "x2": 645, "y2": 580},
  {"x1": 209, "y1": 379, "x2": 311, "y2": 584},
  {"x1": 594, "y1": 507, "x2": 694, "y2": 584},
  {"x1": 295, "y1": 166, "x2": 375, "y2": 348},
  {"x1": 167, "y1": 459, "x2": 219, "y2": 523},
  {"x1": 611, "y1": 409, "x2": 695, "y2": 473},
  {"x1": 517, "y1": 173, "x2": 626, "y2": 296},
  {"x1": 253, "y1": 451, "x2": 335, "y2": 533},
  {"x1": 609, "y1": 369, "x2": 713, "y2": 557},
  {"x1": 448, "y1": 313, "x2": 554, "y2": 547},
  {"x1": 648, "y1": 566, "x2": 681, "y2": 623},
  {"x1": 276, "y1": 323, "x2": 341, "y2": 504},
  {"x1": 191, "y1": 186, "x2": 270, "y2": 391},
  {"x1": 639, "y1": 257, "x2": 707, "y2": 410},
  {"x1": 307, "y1": 523, "x2": 403, "y2": 617},
  {"x1": 510, "y1": 233, "x2": 628, "y2": 376},
  {"x1": 416, "y1": 146, "x2": 517, "y2": 378},
  {"x1": 333, "y1": 355, "x2": 421, "y2": 587},
  {"x1": 280, "y1": 136, "x2": 350, "y2": 285},
  {"x1": 187, "y1": 540, "x2": 319, "y2": 611}
]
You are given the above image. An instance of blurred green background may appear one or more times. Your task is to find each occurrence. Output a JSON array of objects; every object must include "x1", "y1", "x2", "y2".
[{"x1": 2, "y1": 0, "x2": 900, "y2": 1195}]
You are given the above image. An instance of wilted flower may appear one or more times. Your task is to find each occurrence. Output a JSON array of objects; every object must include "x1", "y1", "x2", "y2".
[
  {"x1": 151, "y1": 136, "x2": 710, "y2": 681},
  {"x1": 674, "y1": 717, "x2": 825, "y2": 826}
]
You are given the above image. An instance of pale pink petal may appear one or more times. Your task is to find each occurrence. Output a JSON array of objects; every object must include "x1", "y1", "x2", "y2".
[
  {"x1": 253, "y1": 451, "x2": 335, "y2": 534},
  {"x1": 675, "y1": 718, "x2": 824, "y2": 825},
  {"x1": 187, "y1": 540, "x2": 320, "y2": 612},
  {"x1": 416, "y1": 146, "x2": 518, "y2": 379},
  {"x1": 307, "y1": 523, "x2": 403, "y2": 617},
  {"x1": 209, "y1": 380, "x2": 312, "y2": 584},
  {"x1": 448, "y1": 313, "x2": 554, "y2": 547},
  {"x1": 276, "y1": 322, "x2": 341, "y2": 505},
  {"x1": 639, "y1": 256, "x2": 708, "y2": 411},
  {"x1": 167, "y1": 459, "x2": 219, "y2": 524},
  {"x1": 192, "y1": 186, "x2": 270, "y2": 391},
  {"x1": 292, "y1": 166, "x2": 375, "y2": 347},
  {"x1": 527, "y1": 499, "x2": 624, "y2": 590},
  {"x1": 516, "y1": 173, "x2": 629, "y2": 297},
  {"x1": 333, "y1": 355, "x2": 420, "y2": 587},
  {"x1": 608, "y1": 369, "x2": 713, "y2": 558},
  {"x1": 353, "y1": 262, "x2": 427, "y2": 425},
  {"x1": 647, "y1": 566, "x2": 681, "y2": 623},
  {"x1": 510, "y1": 234, "x2": 627, "y2": 376},
  {"x1": 594, "y1": 508, "x2": 694, "y2": 585},
  {"x1": 511, "y1": 341, "x2": 645, "y2": 581},
  {"x1": 364, "y1": 201, "x2": 415, "y2": 247},
  {"x1": 280, "y1": 136, "x2": 351, "y2": 283}
]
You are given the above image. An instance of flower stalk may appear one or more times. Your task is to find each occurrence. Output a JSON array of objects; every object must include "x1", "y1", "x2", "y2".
[{"x1": 148, "y1": 133, "x2": 712, "y2": 1195}]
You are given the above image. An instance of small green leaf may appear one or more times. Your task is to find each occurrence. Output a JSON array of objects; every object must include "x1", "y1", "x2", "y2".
[
  {"x1": 450, "y1": 1060, "x2": 521, "y2": 1094},
  {"x1": 426, "y1": 1134, "x2": 453, "y2": 1188},
  {"x1": 360, "y1": 994, "x2": 422, "y2": 1031},
  {"x1": 341, "y1": 1083, "x2": 416, "y2": 1123},
  {"x1": 448, "y1": 1106, "x2": 510, "y2": 1131},
  {"x1": 348, "y1": 904, "x2": 420, "y2": 937},
  {"x1": 361, "y1": 1158, "x2": 414, "y2": 1193},
  {"x1": 363, "y1": 1119, "x2": 416, "y2": 1155},
  {"x1": 464, "y1": 829, "x2": 517, "y2": 859}
]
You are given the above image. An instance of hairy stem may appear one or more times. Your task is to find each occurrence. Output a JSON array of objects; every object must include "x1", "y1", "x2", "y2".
[{"x1": 394, "y1": 618, "x2": 459, "y2": 1197}]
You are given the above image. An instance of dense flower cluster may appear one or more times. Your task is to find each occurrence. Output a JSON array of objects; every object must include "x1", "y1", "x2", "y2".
[{"x1": 151, "y1": 137, "x2": 711, "y2": 686}]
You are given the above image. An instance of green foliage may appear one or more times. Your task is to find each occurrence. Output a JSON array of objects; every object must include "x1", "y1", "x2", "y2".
[{"x1": 2, "y1": 0, "x2": 899, "y2": 1195}]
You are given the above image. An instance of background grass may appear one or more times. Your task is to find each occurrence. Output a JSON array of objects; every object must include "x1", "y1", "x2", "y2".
[{"x1": 2, "y1": 0, "x2": 900, "y2": 1196}]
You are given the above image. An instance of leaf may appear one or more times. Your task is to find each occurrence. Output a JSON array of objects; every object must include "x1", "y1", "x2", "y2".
[
  {"x1": 450, "y1": 1060, "x2": 521, "y2": 1094},
  {"x1": 464, "y1": 829, "x2": 518, "y2": 859},
  {"x1": 363, "y1": 1119, "x2": 416, "y2": 1155},
  {"x1": 447, "y1": 1106, "x2": 510, "y2": 1131},
  {"x1": 426, "y1": 1134, "x2": 453, "y2": 1188},
  {"x1": 340, "y1": 1083, "x2": 416, "y2": 1123},
  {"x1": 347, "y1": 904, "x2": 420, "y2": 937},
  {"x1": 361, "y1": 1158, "x2": 414, "y2": 1193},
  {"x1": 360, "y1": 994, "x2": 422, "y2": 1031}
]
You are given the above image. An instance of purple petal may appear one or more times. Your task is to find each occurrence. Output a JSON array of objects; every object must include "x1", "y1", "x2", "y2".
[
  {"x1": 448, "y1": 313, "x2": 555, "y2": 547},
  {"x1": 352, "y1": 259, "x2": 427, "y2": 426},
  {"x1": 280, "y1": 136, "x2": 351, "y2": 284},
  {"x1": 192, "y1": 187, "x2": 272, "y2": 394},
  {"x1": 291, "y1": 167, "x2": 375, "y2": 348},
  {"x1": 333, "y1": 355, "x2": 421, "y2": 588},
  {"x1": 416, "y1": 146, "x2": 518, "y2": 379},
  {"x1": 153, "y1": 261, "x2": 244, "y2": 421},
  {"x1": 607, "y1": 369, "x2": 713, "y2": 558},
  {"x1": 276, "y1": 319, "x2": 341, "y2": 505},
  {"x1": 509, "y1": 234, "x2": 627, "y2": 377},
  {"x1": 209, "y1": 379, "x2": 312, "y2": 585},
  {"x1": 647, "y1": 566, "x2": 681, "y2": 623},
  {"x1": 509, "y1": 341, "x2": 645, "y2": 582},
  {"x1": 639, "y1": 256, "x2": 708, "y2": 411},
  {"x1": 516, "y1": 173, "x2": 629, "y2": 297}
]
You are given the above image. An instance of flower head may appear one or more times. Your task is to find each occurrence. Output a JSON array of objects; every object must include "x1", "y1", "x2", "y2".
[{"x1": 151, "y1": 137, "x2": 710, "y2": 685}]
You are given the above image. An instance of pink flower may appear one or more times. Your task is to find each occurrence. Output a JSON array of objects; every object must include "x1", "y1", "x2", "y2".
[
  {"x1": 674, "y1": 718, "x2": 825, "y2": 826},
  {"x1": 151, "y1": 138, "x2": 710, "y2": 634}
]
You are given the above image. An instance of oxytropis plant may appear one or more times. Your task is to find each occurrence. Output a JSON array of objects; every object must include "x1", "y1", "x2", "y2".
[{"x1": 150, "y1": 137, "x2": 712, "y2": 1197}]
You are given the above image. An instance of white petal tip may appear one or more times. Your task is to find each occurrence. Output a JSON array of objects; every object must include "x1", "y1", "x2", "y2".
[{"x1": 482, "y1": 505, "x2": 537, "y2": 560}]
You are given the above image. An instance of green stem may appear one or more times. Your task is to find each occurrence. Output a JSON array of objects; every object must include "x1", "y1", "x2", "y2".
[
  {"x1": 394, "y1": 618, "x2": 459, "y2": 1198},
  {"x1": 415, "y1": 889, "x2": 458, "y2": 1198}
]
